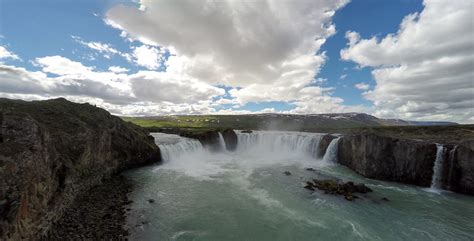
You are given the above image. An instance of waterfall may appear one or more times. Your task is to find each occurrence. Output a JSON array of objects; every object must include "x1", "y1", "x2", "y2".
[
  {"x1": 322, "y1": 137, "x2": 341, "y2": 163},
  {"x1": 218, "y1": 132, "x2": 226, "y2": 151},
  {"x1": 152, "y1": 131, "x2": 339, "y2": 163},
  {"x1": 152, "y1": 133, "x2": 205, "y2": 162},
  {"x1": 235, "y1": 131, "x2": 325, "y2": 158},
  {"x1": 446, "y1": 145, "x2": 457, "y2": 189},
  {"x1": 430, "y1": 144, "x2": 447, "y2": 190}
]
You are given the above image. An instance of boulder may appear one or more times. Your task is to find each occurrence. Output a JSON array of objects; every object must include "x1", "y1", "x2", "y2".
[{"x1": 304, "y1": 179, "x2": 372, "y2": 201}]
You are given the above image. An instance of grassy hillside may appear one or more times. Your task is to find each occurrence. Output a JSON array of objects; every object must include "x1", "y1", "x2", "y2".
[
  {"x1": 122, "y1": 113, "x2": 384, "y2": 131},
  {"x1": 122, "y1": 114, "x2": 472, "y2": 144}
]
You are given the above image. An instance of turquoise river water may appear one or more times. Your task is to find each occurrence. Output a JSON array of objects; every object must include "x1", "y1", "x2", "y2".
[{"x1": 125, "y1": 131, "x2": 474, "y2": 241}]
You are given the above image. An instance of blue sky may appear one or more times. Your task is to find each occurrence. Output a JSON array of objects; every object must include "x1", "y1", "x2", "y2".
[{"x1": 0, "y1": 0, "x2": 471, "y2": 122}]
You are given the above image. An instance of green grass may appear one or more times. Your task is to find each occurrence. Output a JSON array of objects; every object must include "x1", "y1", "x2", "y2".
[{"x1": 122, "y1": 115, "x2": 474, "y2": 144}]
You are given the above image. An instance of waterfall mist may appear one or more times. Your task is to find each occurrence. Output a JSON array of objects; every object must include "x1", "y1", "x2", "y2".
[{"x1": 151, "y1": 131, "x2": 338, "y2": 180}]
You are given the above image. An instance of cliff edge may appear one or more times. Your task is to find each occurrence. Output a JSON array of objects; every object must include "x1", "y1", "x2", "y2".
[{"x1": 0, "y1": 98, "x2": 161, "y2": 240}]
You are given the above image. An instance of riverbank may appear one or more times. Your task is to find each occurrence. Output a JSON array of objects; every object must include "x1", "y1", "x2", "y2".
[{"x1": 43, "y1": 175, "x2": 133, "y2": 240}]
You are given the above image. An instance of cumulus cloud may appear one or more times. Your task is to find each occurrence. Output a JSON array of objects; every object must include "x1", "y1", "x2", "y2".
[
  {"x1": 108, "y1": 66, "x2": 129, "y2": 73},
  {"x1": 0, "y1": 45, "x2": 20, "y2": 61},
  {"x1": 1, "y1": 54, "x2": 226, "y2": 113},
  {"x1": 131, "y1": 45, "x2": 165, "y2": 70},
  {"x1": 129, "y1": 71, "x2": 225, "y2": 104},
  {"x1": 341, "y1": 0, "x2": 473, "y2": 122},
  {"x1": 354, "y1": 82, "x2": 369, "y2": 90},
  {"x1": 106, "y1": 0, "x2": 351, "y2": 113}
]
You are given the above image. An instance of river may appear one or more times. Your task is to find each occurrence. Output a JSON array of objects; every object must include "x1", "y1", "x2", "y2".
[{"x1": 125, "y1": 131, "x2": 474, "y2": 241}]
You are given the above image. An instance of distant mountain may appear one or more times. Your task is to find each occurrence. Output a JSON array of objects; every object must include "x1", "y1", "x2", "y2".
[
  {"x1": 378, "y1": 118, "x2": 458, "y2": 126},
  {"x1": 126, "y1": 112, "x2": 458, "y2": 132}
]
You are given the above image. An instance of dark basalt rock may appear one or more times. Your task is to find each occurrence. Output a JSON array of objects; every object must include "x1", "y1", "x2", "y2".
[
  {"x1": 334, "y1": 133, "x2": 474, "y2": 195},
  {"x1": 241, "y1": 130, "x2": 253, "y2": 134},
  {"x1": 221, "y1": 129, "x2": 238, "y2": 151},
  {"x1": 283, "y1": 171, "x2": 291, "y2": 176},
  {"x1": 0, "y1": 98, "x2": 161, "y2": 240},
  {"x1": 315, "y1": 135, "x2": 337, "y2": 159},
  {"x1": 337, "y1": 134, "x2": 437, "y2": 187},
  {"x1": 180, "y1": 130, "x2": 221, "y2": 151},
  {"x1": 447, "y1": 141, "x2": 474, "y2": 195},
  {"x1": 304, "y1": 179, "x2": 372, "y2": 201},
  {"x1": 42, "y1": 175, "x2": 132, "y2": 240}
]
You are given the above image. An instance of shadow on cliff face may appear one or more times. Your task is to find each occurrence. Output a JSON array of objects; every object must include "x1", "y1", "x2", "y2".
[{"x1": 0, "y1": 97, "x2": 161, "y2": 240}]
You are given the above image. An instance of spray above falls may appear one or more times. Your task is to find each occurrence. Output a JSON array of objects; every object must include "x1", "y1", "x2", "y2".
[{"x1": 152, "y1": 133, "x2": 205, "y2": 162}]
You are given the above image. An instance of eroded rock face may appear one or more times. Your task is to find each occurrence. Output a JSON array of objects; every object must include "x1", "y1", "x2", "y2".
[
  {"x1": 315, "y1": 135, "x2": 336, "y2": 159},
  {"x1": 180, "y1": 130, "x2": 221, "y2": 151},
  {"x1": 221, "y1": 129, "x2": 237, "y2": 151},
  {"x1": 0, "y1": 98, "x2": 161, "y2": 240},
  {"x1": 448, "y1": 141, "x2": 474, "y2": 195},
  {"x1": 337, "y1": 134, "x2": 437, "y2": 187}
]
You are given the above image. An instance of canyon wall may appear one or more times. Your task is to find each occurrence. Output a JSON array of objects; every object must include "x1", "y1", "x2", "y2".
[
  {"x1": 0, "y1": 98, "x2": 161, "y2": 240},
  {"x1": 181, "y1": 129, "x2": 473, "y2": 195},
  {"x1": 336, "y1": 134, "x2": 473, "y2": 194}
]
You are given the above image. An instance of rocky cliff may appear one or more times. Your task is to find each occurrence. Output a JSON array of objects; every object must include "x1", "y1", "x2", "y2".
[
  {"x1": 447, "y1": 141, "x2": 474, "y2": 195},
  {"x1": 336, "y1": 134, "x2": 473, "y2": 194},
  {"x1": 315, "y1": 135, "x2": 336, "y2": 159},
  {"x1": 0, "y1": 98, "x2": 161, "y2": 240},
  {"x1": 221, "y1": 129, "x2": 238, "y2": 151},
  {"x1": 337, "y1": 134, "x2": 437, "y2": 186}
]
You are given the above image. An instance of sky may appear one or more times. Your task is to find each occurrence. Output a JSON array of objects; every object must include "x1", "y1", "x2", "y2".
[{"x1": 0, "y1": 0, "x2": 472, "y2": 123}]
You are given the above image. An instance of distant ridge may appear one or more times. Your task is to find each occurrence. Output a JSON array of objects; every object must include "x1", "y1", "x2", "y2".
[{"x1": 124, "y1": 112, "x2": 459, "y2": 131}]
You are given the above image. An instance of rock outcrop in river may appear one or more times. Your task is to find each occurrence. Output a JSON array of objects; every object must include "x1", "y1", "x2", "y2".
[{"x1": 0, "y1": 98, "x2": 161, "y2": 240}]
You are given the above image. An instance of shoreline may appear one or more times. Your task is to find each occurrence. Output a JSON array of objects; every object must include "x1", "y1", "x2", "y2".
[{"x1": 43, "y1": 175, "x2": 133, "y2": 240}]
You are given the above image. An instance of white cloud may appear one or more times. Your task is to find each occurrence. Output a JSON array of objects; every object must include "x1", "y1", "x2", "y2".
[
  {"x1": 131, "y1": 45, "x2": 164, "y2": 70},
  {"x1": 340, "y1": 74, "x2": 347, "y2": 80},
  {"x1": 106, "y1": 0, "x2": 351, "y2": 113},
  {"x1": 354, "y1": 82, "x2": 369, "y2": 90},
  {"x1": 0, "y1": 45, "x2": 20, "y2": 61},
  {"x1": 35, "y1": 55, "x2": 93, "y2": 76},
  {"x1": 1, "y1": 55, "x2": 227, "y2": 114},
  {"x1": 72, "y1": 36, "x2": 121, "y2": 59},
  {"x1": 108, "y1": 66, "x2": 129, "y2": 73},
  {"x1": 129, "y1": 71, "x2": 225, "y2": 104},
  {"x1": 341, "y1": 0, "x2": 474, "y2": 123}
]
